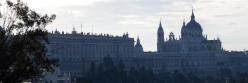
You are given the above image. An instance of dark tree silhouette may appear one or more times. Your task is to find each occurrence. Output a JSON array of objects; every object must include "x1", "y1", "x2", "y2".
[
  {"x1": 0, "y1": 0, "x2": 57, "y2": 82},
  {"x1": 81, "y1": 57, "x2": 248, "y2": 83}
]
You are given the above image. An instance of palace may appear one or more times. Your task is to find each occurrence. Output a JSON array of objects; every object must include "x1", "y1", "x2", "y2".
[{"x1": 43, "y1": 11, "x2": 248, "y2": 83}]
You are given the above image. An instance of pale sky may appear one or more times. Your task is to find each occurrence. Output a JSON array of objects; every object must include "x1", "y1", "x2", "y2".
[{"x1": 6, "y1": 0, "x2": 248, "y2": 51}]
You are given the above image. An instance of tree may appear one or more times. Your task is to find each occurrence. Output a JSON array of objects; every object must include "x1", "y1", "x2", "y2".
[
  {"x1": 0, "y1": 0, "x2": 57, "y2": 82},
  {"x1": 171, "y1": 70, "x2": 188, "y2": 83},
  {"x1": 187, "y1": 73, "x2": 204, "y2": 83}
]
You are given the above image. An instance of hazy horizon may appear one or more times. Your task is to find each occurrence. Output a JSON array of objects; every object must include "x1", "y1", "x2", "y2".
[{"x1": 8, "y1": 0, "x2": 248, "y2": 51}]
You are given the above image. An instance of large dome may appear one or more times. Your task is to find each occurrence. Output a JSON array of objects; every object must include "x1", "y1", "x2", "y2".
[
  {"x1": 186, "y1": 20, "x2": 202, "y2": 32},
  {"x1": 181, "y1": 11, "x2": 204, "y2": 40}
]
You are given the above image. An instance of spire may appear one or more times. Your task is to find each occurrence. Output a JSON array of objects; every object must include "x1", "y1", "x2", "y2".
[
  {"x1": 157, "y1": 19, "x2": 164, "y2": 52},
  {"x1": 158, "y1": 19, "x2": 164, "y2": 32},
  {"x1": 135, "y1": 36, "x2": 143, "y2": 53},
  {"x1": 135, "y1": 36, "x2": 142, "y2": 47},
  {"x1": 159, "y1": 19, "x2": 162, "y2": 28},
  {"x1": 191, "y1": 9, "x2": 195, "y2": 20},
  {"x1": 137, "y1": 37, "x2": 141, "y2": 45}
]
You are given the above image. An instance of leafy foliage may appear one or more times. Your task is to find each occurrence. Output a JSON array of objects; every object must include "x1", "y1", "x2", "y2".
[
  {"x1": 0, "y1": 0, "x2": 57, "y2": 82},
  {"x1": 80, "y1": 57, "x2": 248, "y2": 83}
]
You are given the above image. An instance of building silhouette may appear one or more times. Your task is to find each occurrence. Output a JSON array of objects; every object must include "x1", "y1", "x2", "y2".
[
  {"x1": 158, "y1": 11, "x2": 221, "y2": 53},
  {"x1": 43, "y1": 11, "x2": 248, "y2": 83}
]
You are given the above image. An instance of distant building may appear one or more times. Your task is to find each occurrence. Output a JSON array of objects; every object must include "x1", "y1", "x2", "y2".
[
  {"x1": 157, "y1": 11, "x2": 221, "y2": 53},
  {"x1": 42, "y1": 11, "x2": 248, "y2": 83}
]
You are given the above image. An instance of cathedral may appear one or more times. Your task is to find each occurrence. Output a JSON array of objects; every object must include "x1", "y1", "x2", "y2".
[
  {"x1": 42, "y1": 11, "x2": 248, "y2": 83},
  {"x1": 157, "y1": 11, "x2": 222, "y2": 53}
]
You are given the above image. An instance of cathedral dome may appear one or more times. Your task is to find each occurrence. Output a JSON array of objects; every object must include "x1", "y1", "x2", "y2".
[
  {"x1": 186, "y1": 10, "x2": 202, "y2": 32},
  {"x1": 181, "y1": 10, "x2": 204, "y2": 40},
  {"x1": 186, "y1": 20, "x2": 202, "y2": 32}
]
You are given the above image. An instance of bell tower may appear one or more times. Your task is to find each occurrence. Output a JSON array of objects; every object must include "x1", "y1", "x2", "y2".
[
  {"x1": 157, "y1": 20, "x2": 164, "y2": 52},
  {"x1": 135, "y1": 37, "x2": 144, "y2": 53}
]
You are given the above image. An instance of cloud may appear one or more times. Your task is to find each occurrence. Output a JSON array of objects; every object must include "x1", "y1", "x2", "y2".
[
  {"x1": 22, "y1": 0, "x2": 112, "y2": 8},
  {"x1": 14, "y1": 0, "x2": 248, "y2": 51}
]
